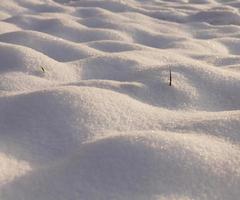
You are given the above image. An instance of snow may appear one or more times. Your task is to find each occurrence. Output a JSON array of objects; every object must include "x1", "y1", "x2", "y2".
[{"x1": 0, "y1": 0, "x2": 240, "y2": 199}]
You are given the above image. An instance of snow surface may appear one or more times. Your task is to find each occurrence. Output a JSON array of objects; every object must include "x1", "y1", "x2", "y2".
[{"x1": 0, "y1": 0, "x2": 240, "y2": 199}]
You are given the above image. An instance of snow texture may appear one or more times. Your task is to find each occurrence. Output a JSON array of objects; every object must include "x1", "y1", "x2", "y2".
[{"x1": 0, "y1": 0, "x2": 240, "y2": 200}]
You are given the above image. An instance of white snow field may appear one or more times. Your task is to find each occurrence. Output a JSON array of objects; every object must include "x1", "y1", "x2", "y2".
[{"x1": 0, "y1": 0, "x2": 240, "y2": 199}]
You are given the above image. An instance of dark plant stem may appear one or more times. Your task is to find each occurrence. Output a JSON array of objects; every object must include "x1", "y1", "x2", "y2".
[{"x1": 169, "y1": 68, "x2": 172, "y2": 86}]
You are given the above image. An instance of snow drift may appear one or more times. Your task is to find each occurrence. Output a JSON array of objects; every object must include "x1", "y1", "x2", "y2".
[{"x1": 0, "y1": 0, "x2": 240, "y2": 200}]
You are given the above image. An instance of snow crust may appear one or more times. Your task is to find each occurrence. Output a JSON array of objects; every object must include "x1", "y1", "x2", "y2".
[{"x1": 0, "y1": 0, "x2": 240, "y2": 199}]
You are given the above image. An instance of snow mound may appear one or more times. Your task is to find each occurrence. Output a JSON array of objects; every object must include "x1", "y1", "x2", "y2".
[
  {"x1": 2, "y1": 132, "x2": 240, "y2": 200},
  {"x1": 190, "y1": 10, "x2": 240, "y2": 26},
  {"x1": 0, "y1": 30, "x2": 101, "y2": 61}
]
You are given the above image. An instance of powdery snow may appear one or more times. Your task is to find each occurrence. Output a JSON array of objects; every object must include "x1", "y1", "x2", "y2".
[{"x1": 0, "y1": 0, "x2": 240, "y2": 200}]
